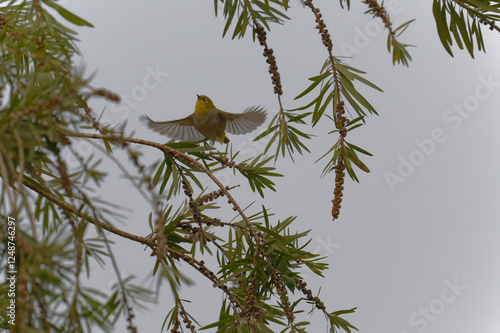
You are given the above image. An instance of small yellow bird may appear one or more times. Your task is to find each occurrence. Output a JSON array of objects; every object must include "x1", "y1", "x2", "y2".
[{"x1": 141, "y1": 95, "x2": 267, "y2": 144}]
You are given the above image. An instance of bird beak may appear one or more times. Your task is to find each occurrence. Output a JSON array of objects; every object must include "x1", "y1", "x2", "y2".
[{"x1": 197, "y1": 94, "x2": 201, "y2": 99}]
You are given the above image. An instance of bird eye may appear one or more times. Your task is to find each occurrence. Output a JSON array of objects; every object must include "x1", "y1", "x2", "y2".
[{"x1": 203, "y1": 98, "x2": 208, "y2": 103}]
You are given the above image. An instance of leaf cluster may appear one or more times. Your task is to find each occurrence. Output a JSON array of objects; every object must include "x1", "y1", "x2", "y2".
[
  {"x1": 433, "y1": 0, "x2": 500, "y2": 57},
  {"x1": 0, "y1": 1, "x2": 147, "y2": 331},
  {"x1": 292, "y1": 58, "x2": 378, "y2": 181},
  {"x1": 214, "y1": 0, "x2": 290, "y2": 39}
]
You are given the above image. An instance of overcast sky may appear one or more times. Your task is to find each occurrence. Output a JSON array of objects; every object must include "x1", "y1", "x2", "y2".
[{"x1": 59, "y1": 0, "x2": 500, "y2": 332}]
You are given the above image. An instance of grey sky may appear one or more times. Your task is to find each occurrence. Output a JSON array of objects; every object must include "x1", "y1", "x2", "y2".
[{"x1": 61, "y1": 0, "x2": 500, "y2": 332}]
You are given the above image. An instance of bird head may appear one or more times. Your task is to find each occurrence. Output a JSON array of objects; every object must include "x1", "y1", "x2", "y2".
[{"x1": 195, "y1": 94, "x2": 216, "y2": 115}]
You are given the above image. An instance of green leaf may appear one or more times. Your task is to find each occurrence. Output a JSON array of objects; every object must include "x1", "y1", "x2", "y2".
[
  {"x1": 433, "y1": 0, "x2": 454, "y2": 56},
  {"x1": 42, "y1": 0, "x2": 94, "y2": 27},
  {"x1": 152, "y1": 160, "x2": 166, "y2": 186},
  {"x1": 311, "y1": 80, "x2": 333, "y2": 125},
  {"x1": 339, "y1": 64, "x2": 383, "y2": 92},
  {"x1": 449, "y1": 11, "x2": 465, "y2": 50},
  {"x1": 346, "y1": 142, "x2": 372, "y2": 156},
  {"x1": 295, "y1": 71, "x2": 331, "y2": 100},
  {"x1": 394, "y1": 19, "x2": 416, "y2": 35},
  {"x1": 345, "y1": 147, "x2": 370, "y2": 173},
  {"x1": 313, "y1": 90, "x2": 333, "y2": 126},
  {"x1": 342, "y1": 154, "x2": 360, "y2": 182},
  {"x1": 457, "y1": 10, "x2": 474, "y2": 57},
  {"x1": 223, "y1": 2, "x2": 238, "y2": 37}
]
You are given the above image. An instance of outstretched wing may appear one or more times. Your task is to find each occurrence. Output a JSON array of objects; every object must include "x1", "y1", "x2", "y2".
[
  {"x1": 223, "y1": 106, "x2": 267, "y2": 135},
  {"x1": 139, "y1": 114, "x2": 205, "y2": 141}
]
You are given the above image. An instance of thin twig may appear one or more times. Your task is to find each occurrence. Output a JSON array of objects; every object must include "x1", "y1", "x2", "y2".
[
  {"x1": 22, "y1": 174, "x2": 244, "y2": 314},
  {"x1": 100, "y1": 230, "x2": 138, "y2": 333},
  {"x1": 452, "y1": 0, "x2": 500, "y2": 33}
]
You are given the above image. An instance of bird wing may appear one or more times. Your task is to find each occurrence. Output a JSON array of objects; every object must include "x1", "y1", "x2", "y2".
[
  {"x1": 222, "y1": 106, "x2": 267, "y2": 135},
  {"x1": 140, "y1": 114, "x2": 206, "y2": 141}
]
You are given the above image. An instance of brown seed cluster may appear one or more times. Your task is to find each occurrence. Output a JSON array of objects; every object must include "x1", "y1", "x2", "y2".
[
  {"x1": 167, "y1": 299, "x2": 194, "y2": 333},
  {"x1": 179, "y1": 223, "x2": 199, "y2": 238},
  {"x1": 273, "y1": 275, "x2": 294, "y2": 321},
  {"x1": 241, "y1": 275, "x2": 264, "y2": 321},
  {"x1": 177, "y1": 252, "x2": 238, "y2": 310},
  {"x1": 331, "y1": 161, "x2": 345, "y2": 221},
  {"x1": 126, "y1": 311, "x2": 138, "y2": 333},
  {"x1": 56, "y1": 151, "x2": 73, "y2": 197},
  {"x1": 196, "y1": 185, "x2": 238, "y2": 206},
  {"x1": 92, "y1": 88, "x2": 121, "y2": 103},
  {"x1": 205, "y1": 152, "x2": 240, "y2": 170},
  {"x1": 182, "y1": 178, "x2": 202, "y2": 223},
  {"x1": 363, "y1": 0, "x2": 392, "y2": 30},
  {"x1": 255, "y1": 24, "x2": 283, "y2": 95},
  {"x1": 219, "y1": 157, "x2": 237, "y2": 169},
  {"x1": 178, "y1": 302, "x2": 195, "y2": 332},
  {"x1": 336, "y1": 100, "x2": 348, "y2": 131},
  {"x1": 303, "y1": 0, "x2": 333, "y2": 52},
  {"x1": 205, "y1": 154, "x2": 247, "y2": 213},
  {"x1": 295, "y1": 278, "x2": 326, "y2": 311},
  {"x1": 479, "y1": 17, "x2": 500, "y2": 31},
  {"x1": 332, "y1": 101, "x2": 347, "y2": 221}
]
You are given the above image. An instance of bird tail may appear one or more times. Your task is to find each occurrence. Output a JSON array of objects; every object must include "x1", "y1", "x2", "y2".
[{"x1": 217, "y1": 133, "x2": 230, "y2": 144}]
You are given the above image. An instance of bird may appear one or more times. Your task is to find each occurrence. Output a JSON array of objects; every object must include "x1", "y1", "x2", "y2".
[{"x1": 140, "y1": 95, "x2": 267, "y2": 144}]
